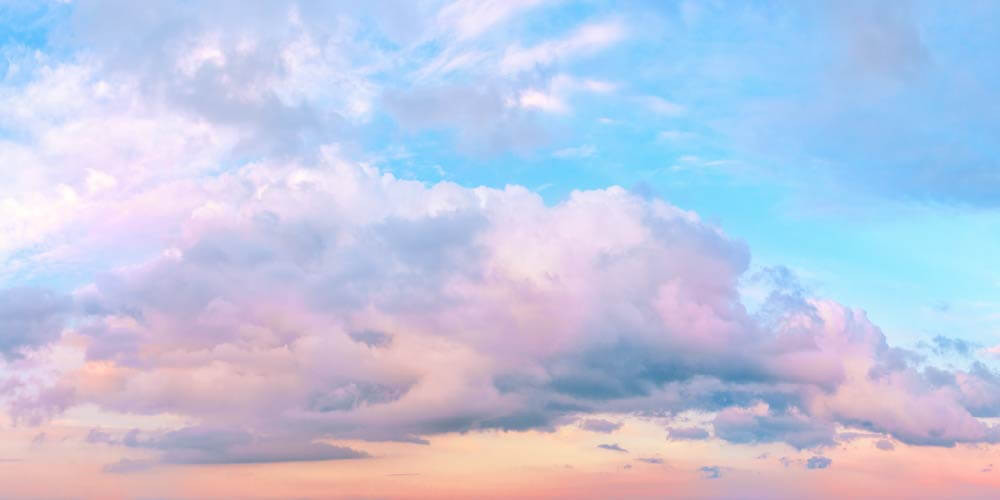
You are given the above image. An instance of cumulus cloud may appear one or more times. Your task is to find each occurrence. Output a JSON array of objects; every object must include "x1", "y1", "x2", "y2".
[
  {"x1": 1, "y1": 152, "x2": 997, "y2": 454},
  {"x1": 3, "y1": 3, "x2": 1000, "y2": 465},
  {"x1": 1, "y1": 148, "x2": 998, "y2": 458}
]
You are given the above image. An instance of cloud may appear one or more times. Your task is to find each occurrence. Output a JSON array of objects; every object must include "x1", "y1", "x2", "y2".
[
  {"x1": 713, "y1": 407, "x2": 835, "y2": 450},
  {"x1": 500, "y1": 20, "x2": 625, "y2": 74},
  {"x1": 128, "y1": 426, "x2": 370, "y2": 466},
  {"x1": 806, "y1": 456, "x2": 832, "y2": 469},
  {"x1": 3, "y1": 20, "x2": 1000, "y2": 452},
  {"x1": 699, "y1": 465, "x2": 722, "y2": 479},
  {"x1": 666, "y1": 426, "x2": 710, "y2": 441},
  {"x1": 638, "y1": 96, "x2": 685, "y2": 116},
  {"x1": 3, "y1": 154, "x2": 999, "y2": 452},
  {"x1": 875, "y1": 439, "x2": 895, "y2": 451},
  {"x1": 102, "y1": 458, "x2": 156, "y2": 474},
  {"x1": 597, "y1": 443, "x2": 628, "y2": 453},
  {"x1": 86, "y1": 428, "x2": 117, "y2": 445},
  {"x1": 349, "y1": 330, "x2": 394, "y2": 348},
  {"x1": 436, "y1": 0, "x2": 547, "y2": 41},
  {"x1": 0, "y1": 287, "x2": 72, "y2": 358},
  {"x1": 928, "y1": 335, "x2": 976, "y2": 357},
  {"x1": 636, "y1": 457, "x2": 664, "y2": 464},
  {"x1": 579, "y1": 418, "x2": 622, "y2": 434}
]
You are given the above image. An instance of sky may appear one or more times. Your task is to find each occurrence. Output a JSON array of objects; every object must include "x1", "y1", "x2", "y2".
[{"x1": 2, "y1": 0, "x2": 1000, "y2": 498}]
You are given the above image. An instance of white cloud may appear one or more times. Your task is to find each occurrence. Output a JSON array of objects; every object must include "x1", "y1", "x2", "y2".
[
  {"x1": 639, "y1": 96, "x2": 686, "y2": 116},
  {"x1": 500, "y1": 20, "x2": 626, "y2": 74},
  {"x1": 437, "y1": 0, "x2": 548, "y2": 41},
  {"x1": 518, "y1": 88, "x2": 567, "y2": 113}
]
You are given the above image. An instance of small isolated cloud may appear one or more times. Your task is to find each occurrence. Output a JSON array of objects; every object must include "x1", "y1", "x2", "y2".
[
  {"x1": 983, "y1": 464, "x2": 994, "y2": 473},
  {"x1": 636, "y1": 457, "x2": 664, "y2": 464},
  {"x1": 638, "y1": 96, "x2": 684, "y2": 116},
  {"x1": 553, "y1": 145, "x2": 596, "y2": 159},
  {"x1": 806, "y1": 456, "x2": 832, "y2": 470},
  {"x1": 579, "y1": 418, "x2": 622, "y2": 434},
  {"x1": 597, "y1": 443, "x2": 628, "y2": 453},
  {"x1": 666, "y1": 426, "x2": 709, "y2": 441},
  {"x1": 699, "y1": 465, "x2": 722, "y2": 479},
  {"x1": 103, "y1": 458, "x2": 156, "y2": 474},
  {"x1": 875, "y1": 439, "x2": 895, "y2": 451}
]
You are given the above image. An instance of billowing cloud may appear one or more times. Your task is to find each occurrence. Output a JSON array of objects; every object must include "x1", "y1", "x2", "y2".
[
  {"x1": 1, "y1": 153, "x2": 997, "y2": 459},
  {"x1": 3, "y1": 1, "x2": 1000, "y2": 479}
]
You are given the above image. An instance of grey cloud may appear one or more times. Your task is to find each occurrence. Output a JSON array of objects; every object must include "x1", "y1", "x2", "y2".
[
  {"x1": 349, "y1": 330, "x2": 393, "y2": 348},
  {"x1": 102, "y1": 458, "x2": 156, "y2": 474},
  {"x1": 579, "y1": 418, "x2": 622, "y2": 434},
  {"x1": 713, "y1": 409, "x2": 836, "y2": 450},
  {"x1": 307, "y1": 381, "x2": 409, "y2": 412},
  {"x1": 699, "y1": 465, "x2": 722, "y2": 479},
  {"x1": 597, "y1": 443, "x2": 628, "y2": 453},
  {"x1": 636, "y1": 457, "x2": 664, "y2": 464},
  {"x1": 875, "y1": 439, "x2": 895, "y2": 451},
  {"x1": 666, "y1": 426, "x2": 710, "y2": 441},
  {"x1": 86, "y1": 428, "x2": 117, "y2": 445},
  {"x1": 0, "y1": 287, "x2": 72, "y2": 358},
  {"x1": 929, "y1": 335, "x2": 976, "y2": 357},
  {"x1": 128, "y1": 426, "x2": 370, "y2": 465},
  {"x1": 806, "y1": 456, "x2": 832, "y2": 469}
]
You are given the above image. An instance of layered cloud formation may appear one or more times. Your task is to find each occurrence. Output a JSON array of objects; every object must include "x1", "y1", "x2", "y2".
[
  {"x1": 2, "y1": 0, "x2": 1000, "y2": 484},
  {"x1": 4, "y1": 151, "x2": 1000, "y2": 466}
]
